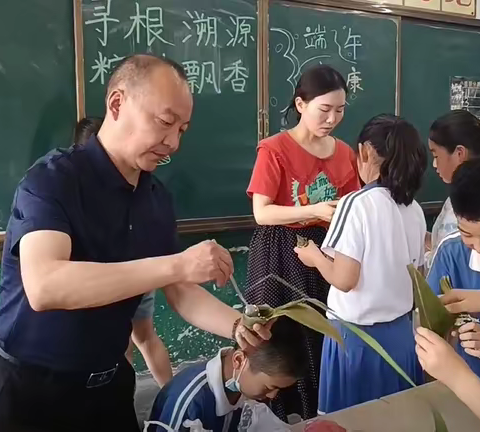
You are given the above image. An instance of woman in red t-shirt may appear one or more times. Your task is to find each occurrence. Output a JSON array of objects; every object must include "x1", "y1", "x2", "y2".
[{"x1": 245, "y1": 65, "x2": 360, "y2": 421}]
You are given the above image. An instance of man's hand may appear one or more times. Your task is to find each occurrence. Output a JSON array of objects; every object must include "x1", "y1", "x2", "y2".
[
  {"x1": 178, "y1": 240, "x2": 234, "y2": 287},
  {"x1": 441, "y1": 289, "x2": 480, "y2": 314}
]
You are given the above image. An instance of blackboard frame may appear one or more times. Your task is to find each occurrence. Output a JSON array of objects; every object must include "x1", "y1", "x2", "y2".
[{"x1": 72, "y1": 0, "x2": 480, "y2": 233}]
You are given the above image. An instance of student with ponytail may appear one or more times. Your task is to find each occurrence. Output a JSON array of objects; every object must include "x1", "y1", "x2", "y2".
[{"x1": 295, "y1": 114, "x2": 428, "y2": 413}]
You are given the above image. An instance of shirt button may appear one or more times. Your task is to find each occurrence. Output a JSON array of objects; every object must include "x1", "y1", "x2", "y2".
[{"x1": 129, "y1": 224, "x2": 133, "y2": 231}]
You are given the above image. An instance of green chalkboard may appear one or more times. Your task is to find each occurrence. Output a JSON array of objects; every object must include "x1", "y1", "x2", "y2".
[
  {"x1": 0, "y1": 1, "x2": 77, "y2": 229},
  {"x1": 268, "y1": 2, "x2": 398, "y2": 146},
  {"x1": 82, "y1": 0, "x2": 258, "y2": 220},
  {"x1": 400, "y1": 20, "x2": 480, "y2": 203}
]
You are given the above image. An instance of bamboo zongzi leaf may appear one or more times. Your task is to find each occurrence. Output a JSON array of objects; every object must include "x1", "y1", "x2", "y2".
[
  {"x1": 408, "y1": 265, "x2": 455, "y2": 339},
  {"x1": 440, "y1": 277, "x2": 452, "y2": 295}
]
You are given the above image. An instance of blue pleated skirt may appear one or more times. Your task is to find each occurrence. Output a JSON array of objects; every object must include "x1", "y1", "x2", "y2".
[{"x1": 318, "y1": 313, "x2": 424, "y2": 414}]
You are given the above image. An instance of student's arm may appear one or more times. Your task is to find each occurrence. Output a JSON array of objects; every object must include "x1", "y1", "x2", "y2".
[
  {"x1": 295, "y1": 242, "x2": 360, "y2": 292},
  {"x1": 295, "y1": 196, "x2": 363, "y2": 292},
  {"x1": 248, "y1": 148, "x2": 337, "y2": 225},
  {"x1": 416, "y1": 327, "x2": 480, "y2": 420},
  {"x1": 132, "y1": 317, "x2": 173, "y2": 387}
]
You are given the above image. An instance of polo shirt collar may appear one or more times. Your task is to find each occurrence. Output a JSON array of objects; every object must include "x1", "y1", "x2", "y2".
[
  {"x1": 84, "y1": 135, "x2": 151, "y2": 191},
  {"x1": 206, "y1": 348, "x2": 245, "y2": 417},
  {"x1": 362, "y1": 180, "x2": 381, "y2": 191},
  {"x1": 470, "y1": 249, "x2": 480, "y2": 272}
]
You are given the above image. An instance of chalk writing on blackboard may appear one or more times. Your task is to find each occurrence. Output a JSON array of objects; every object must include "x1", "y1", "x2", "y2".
[
  {"x1": 224, "y1": 60, "x2": 249, "y2": 93},
  {"x1": 90, "y1": 52, "x2": 125, "y2": 84},
  {"x1": 182, "y1": 11, "x2": 218, "y2": 47},
  {"x1": 85, "y1": 0, "x2": 119, "y2": 47},
  {"x1": 347, "y1": 66, "x2": 363, "y2": 97},
  {"x1": 84, "y1": 2, "x2": 255, "y2": 96},
  {"x1": 124, "y1": 3, "x2": 174, "y2": 47},
  {"x1": 182, "y1": 60, "x2": 221, "y2": 94},
  {"x1": 304, "y1": 25, "x2": 327, "y2": 50},
  {"x1": 450, "y1": 77, "x2": 480, "y2": 119},
  {"x1": 226, "y1": 16, "x2": 255, "y2": 47}
]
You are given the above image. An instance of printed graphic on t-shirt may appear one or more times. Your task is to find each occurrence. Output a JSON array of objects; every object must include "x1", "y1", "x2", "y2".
[{"x1": 291, "y1": 172, "x2": 338, "y2": 207}]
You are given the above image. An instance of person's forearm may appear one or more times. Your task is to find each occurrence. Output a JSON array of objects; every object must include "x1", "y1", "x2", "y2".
[
  {"x1": 136, "y1": 337, "x2": 173, "y2": 387},
  {"x1": 25, "y1": 255, "x2": 183, "y2": 311},
  {"x1": 449, "y1": 368, "x2": 480, "y2": 419},
  {"x1": 164, "y1": 283, "x2": 240, "y2": 340},
  {"x1": 254, "y1": 204, "x2": 317, "y2": 226},
  {"x1": 312, "y1": 253, "x2": 354, "y2": 293}
]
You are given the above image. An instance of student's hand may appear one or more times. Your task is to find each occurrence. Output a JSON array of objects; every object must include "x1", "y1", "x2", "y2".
[
  {"x1": 311, "y1": 201, "x2": 338, "y2": 223},
  {"x1": 234, "y1": 319, "x2": 274, "y2": 351},
  {"x1": 458, "y1": 322, "x2": 480, "y2": 359},
  {"x1": 441, "y1": 289, "x2": 480, "y2": 314},
  {"x1": 179, "y1": 240, "x2": 234, "y2": 287},
  {"x1": 294, "y1": 240, "x2": 323, "y2": 268},
  {"x1": 415, "y1": 327, "x2": 470, "y2": 388}
]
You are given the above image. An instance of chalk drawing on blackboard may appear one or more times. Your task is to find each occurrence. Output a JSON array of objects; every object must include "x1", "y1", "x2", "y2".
[
  {"x1": 271, "y1": 27, "x2": 331, "y2": 113},
  {"x1": 270, "y1": 97, "x2": 278, "y2": 107},
  {"x1": 450, "y1": 76, "x2": 480, "y2": 119}
]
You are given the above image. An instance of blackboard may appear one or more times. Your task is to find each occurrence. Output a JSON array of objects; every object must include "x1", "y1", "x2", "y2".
[
  {"x1": 401, "y1": 20, "x2": 480, "y2": 203},
  {"x1": 82, "y1": 0, "x2": 258, "y2": 220},
  {"x1": 268, "y1": 2, "x2": 398, "y2": 146},
  {"x1": 0, "y1": 1, "x2": 77, "y2": 229}
]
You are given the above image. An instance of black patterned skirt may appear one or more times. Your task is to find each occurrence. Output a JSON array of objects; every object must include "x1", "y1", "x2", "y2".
[{"x1": 245, "y1": 224, "x2": 330, "y2": 422}]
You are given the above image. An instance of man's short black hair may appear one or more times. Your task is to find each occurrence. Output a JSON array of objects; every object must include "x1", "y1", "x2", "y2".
[
  {"x1": 248, "y1": 316, "x2": 308, "y2": 379},
  {"x1": 450, "y1": 158, "x2": 480, "y2": 222},
  {"x1": 106, "y1": 54, "x2": 187, "y2": 97}
]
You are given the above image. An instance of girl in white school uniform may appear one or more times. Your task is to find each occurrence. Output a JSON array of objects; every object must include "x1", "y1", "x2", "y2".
[{"x1": 295, "y1": 114, "x2": 428, "y2": 413}]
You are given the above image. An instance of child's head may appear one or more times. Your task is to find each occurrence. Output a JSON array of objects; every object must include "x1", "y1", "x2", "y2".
[
  {"x1": 356, "y1": 114, "x2": 427, "y2": 206},
  {"x1": 450, "y1": 158, "x2": 480, "y2": 253},
  {"x1": 227, "y1": 316, "x2": 307, "y2": 401},
  {"x1": 285, "y1": 65, "x2": 347, "y2": 137},
  {"x1": 74, "y1": 117, "x2": 103, "y2": 146},
  {"x1": 429, "y1": 110, "x2": 480, "y2": 184}
]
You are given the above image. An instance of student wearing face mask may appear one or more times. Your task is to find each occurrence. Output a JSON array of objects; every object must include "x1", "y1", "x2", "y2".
[
  {"x1": 296, "y1": 114, "x2": 428, "y2": 413},
  {"x1": 147, "y1": 317, "x2": 307, "y2": 432},
  {"x1": 245, "y1": 65, "x2": 360, "y2": 421}
]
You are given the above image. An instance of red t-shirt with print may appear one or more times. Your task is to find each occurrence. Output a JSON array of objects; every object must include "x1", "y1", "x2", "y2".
[{"x1": 247, "y1": 131, "x2": 360, "y2": 228}]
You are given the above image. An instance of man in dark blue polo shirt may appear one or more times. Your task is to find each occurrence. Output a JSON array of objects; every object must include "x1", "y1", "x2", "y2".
[{"x1": 0, "y1": 55, "x2": 270, "y2": 432}]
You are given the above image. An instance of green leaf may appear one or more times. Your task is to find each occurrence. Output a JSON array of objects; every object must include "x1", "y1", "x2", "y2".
[
  {"x1": 432, "y1": 404, "x2": 449, "y2": 432},
  {"x1": 408, "y1": 265, "x2": 455, "y2": 339},
  {"x1": 242, "y1": 300, "x2": 343, "y2": 346}
]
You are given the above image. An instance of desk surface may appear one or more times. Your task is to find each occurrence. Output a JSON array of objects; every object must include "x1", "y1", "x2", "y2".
[{"x1": 292, "y1": 382, "x2": 480, "y2": 432}]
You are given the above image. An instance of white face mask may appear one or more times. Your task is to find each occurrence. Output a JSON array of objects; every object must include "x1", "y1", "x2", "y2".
[{"x1": 225, "y1": 358, "x2": 247, "y2": 393}]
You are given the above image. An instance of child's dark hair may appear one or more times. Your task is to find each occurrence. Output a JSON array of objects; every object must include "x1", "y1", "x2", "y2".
[
  {"x1": 429, "y1": 110, "x2": 480, "y2": 155},
  {"x1": 74, "y1": 117, "x2": 103, "y2": 146},
  {"x1": 357, "y1": 114, "x2": 427, "y2": 206},
  {"x1": 285, "y1": 65, "x2": 348, "y2": 123},
  {"x1": 247, "y1": 316, "x2": 308, "y2": 379},
  {"x1": 450, "y1": 158, "x2": 480, "y2": 222}
]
